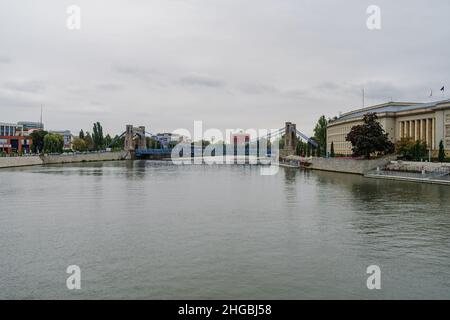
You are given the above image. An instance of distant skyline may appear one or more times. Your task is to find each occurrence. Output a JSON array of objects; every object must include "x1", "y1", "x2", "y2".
[{"x1": 1, "y1": 0, "x2": 449, "y2": 136}]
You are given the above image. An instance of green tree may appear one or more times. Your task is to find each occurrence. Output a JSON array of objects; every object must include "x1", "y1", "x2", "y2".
[
  {"x1": 79, "y1": 129, "x2": 85, "y2": 140},
  {"x1": 30, "y1": 130, "x2": 48, "y2": 153},
  {"x1": 92, "y1": 122, "x2": 104, "y2": 150},
  {"x1": 330, "y1": 141, "x2": 335, "y2": 157},
  {"x1": 438, "y1": 140, "x2": 446, "y2": 162},
  {"x1": 104, "y1": 134, "x2": 112, "y2": 148},
  {"x1": 72, "y1": 137, "x2": 88, "y2": 152},
  {"x1": 313, "y1": 115, "x2": 327, "y2": 157},
  {"x1": 346, "y1": 113, "x2": 395, "y2": 159},
  {"x1": 396, "y1": 138, "x2": 427, "y2": 161},
  {"x1": 146, "y1": 137, "x2": 161, "y2": 149},
  {"x1": 43, "y1": 133, "x2": 64, "y2": 153},
  {"x1": 110, "y1": 134, "x2": 125, "y2": 151},
  {"x1": 83, "y1": 132, "x2": 95, "y2": 151}
]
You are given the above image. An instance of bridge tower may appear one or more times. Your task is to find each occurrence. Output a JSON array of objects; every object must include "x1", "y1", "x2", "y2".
[
  {"x1": 124, "y1": 125, "x2": 147, "y2": 152},
  {"x1": 283, "y1": 122, "x2": 298, "y2": 156}
]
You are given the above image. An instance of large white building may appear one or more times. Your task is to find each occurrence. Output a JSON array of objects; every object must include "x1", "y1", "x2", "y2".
[{"x1": 327, "y1": 99, "x2": 450, "y2": 157}]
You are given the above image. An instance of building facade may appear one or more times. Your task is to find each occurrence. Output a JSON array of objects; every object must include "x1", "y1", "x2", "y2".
[
  {"x1": 327, "y1": 99, "x2": 450, "y2": 157},
  {"x1": 0, "y1": 122, "x2": 32, "y2": 154},
  {"x1": 17, "y1": 121, "x2": 44, "y2": 130}
]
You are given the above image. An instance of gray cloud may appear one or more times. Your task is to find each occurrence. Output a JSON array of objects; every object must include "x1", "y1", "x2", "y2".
[
  {"x1": 0, "y1": 56, "x2": 11, "y2": 64},
  {"x1": 3, "y1": 80, "x2": 46, "y2": 94},
  {"x1": 238, "y1": 83, "x2": 278, "y2": 95},
  {"x1": 96, "y1": 83, "x2": 124, "y2": 91},
  {"x1": 0, "y1": 0, "x2": 449, "y2": 136},
  {"x1": 179, "y1": 74, "x2": 225, "y2": 88}
]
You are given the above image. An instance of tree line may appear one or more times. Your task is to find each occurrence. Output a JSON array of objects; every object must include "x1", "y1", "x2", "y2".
[{"x1": 72, "y1": 122, "x2": 123, "y2": 152}]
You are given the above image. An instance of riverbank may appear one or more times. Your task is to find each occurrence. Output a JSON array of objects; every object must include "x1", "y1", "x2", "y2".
[
  {"x1": 280, "y1": 155, "x2": 397, "y2": 175},
  {"x1": 0, "y1": 151, "x2": 128, "y2": 169}
]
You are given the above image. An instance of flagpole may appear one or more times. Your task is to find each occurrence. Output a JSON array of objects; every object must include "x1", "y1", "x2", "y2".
[{"x1": 362, "y1": 88, "x2": 365, "y2": 108}]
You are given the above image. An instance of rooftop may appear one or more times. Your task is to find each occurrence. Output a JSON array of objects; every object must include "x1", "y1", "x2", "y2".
[{"x1": 331, "y1": 99, "x2": 450, "y2": 123}]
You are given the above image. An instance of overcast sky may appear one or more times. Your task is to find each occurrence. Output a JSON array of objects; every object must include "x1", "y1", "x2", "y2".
[{"x1": 0, "y1": 0, "x2": 449, "y2": 137}]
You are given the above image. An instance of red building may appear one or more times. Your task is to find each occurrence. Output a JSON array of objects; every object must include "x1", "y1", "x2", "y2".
[
  {"x1": 0, "y1": 123, "x2": 33, "y2": 154},
  {"x1": 230, "y1": 132, "x2": 250, "y2": 145}
]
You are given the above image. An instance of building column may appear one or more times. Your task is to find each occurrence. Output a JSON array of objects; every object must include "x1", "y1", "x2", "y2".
[
  {"x1": 415, "y1": 120, "x2": 419, "y2": 141},
  {"x1": 432, "y1": 118, "x2": 435, "y2": 150},
  {"x1": 427, "y1": 118, "x2": 432, "y2": 148},
  {"x1": 421, "y1": 119, "x2": 426, "y2": 142}
]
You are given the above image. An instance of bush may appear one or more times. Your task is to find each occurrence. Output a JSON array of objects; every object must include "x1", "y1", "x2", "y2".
[
  {"x1": 438, "y1": 140, "x2": 446, "y2": 162},
  {"x1": 396, "y1": 138, "x2": 427, "y2": 161}
]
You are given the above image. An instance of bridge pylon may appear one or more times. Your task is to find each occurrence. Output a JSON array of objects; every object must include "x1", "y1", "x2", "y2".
[
  {"x1": 281, "y1": 122, "x2": 298, "y2": 157},
  {"x1": 124, "y1": 125, "x2": 147, "y2": 158}
]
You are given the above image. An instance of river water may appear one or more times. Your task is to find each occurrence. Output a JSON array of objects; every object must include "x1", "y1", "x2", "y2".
[{"x1": 0, "y1": 161, "x2": 449, "y2": 299}]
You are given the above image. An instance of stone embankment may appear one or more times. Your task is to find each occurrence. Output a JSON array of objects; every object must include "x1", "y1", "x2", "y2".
[
  {"x1": 280, "y1": 155, "x2": 396, "y2": 175},
  {"x1": 0, "y1": 151, "x2": 128, "y2": 169}
]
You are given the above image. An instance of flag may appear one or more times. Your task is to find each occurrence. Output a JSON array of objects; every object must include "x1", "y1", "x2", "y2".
[{"x1": 441, "y1": 86, "x2": 445, "y2": 91}]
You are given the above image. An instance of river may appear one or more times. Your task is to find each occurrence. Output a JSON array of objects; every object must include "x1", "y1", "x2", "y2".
[{"x1": 0, "y1": 161, "x2": 449, "y2": 299}]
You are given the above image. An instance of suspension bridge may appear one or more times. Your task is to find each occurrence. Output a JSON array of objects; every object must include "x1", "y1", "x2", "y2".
[{"x1": 109, "y1": 122, "x2": 318, "y2": 160}]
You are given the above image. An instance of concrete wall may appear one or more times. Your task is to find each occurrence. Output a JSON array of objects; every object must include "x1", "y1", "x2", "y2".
[
  {"x1": 0, "y1": 151, "x2": 127, "y2": 169},
  {"x1": 41, "y1": 151, "x2": 127, "y2": 164},
  {"x1": 309, "y1": 155, "x2": 397, "y2": 175},
  {"x1": 0, "y1": 156, "x2": 43, "y2": 168}
]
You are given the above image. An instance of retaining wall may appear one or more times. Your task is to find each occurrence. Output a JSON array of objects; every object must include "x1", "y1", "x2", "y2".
[
  {"x1": 309, "y1": 155, "x2": 397, "y2": 175},
  {"x1": 0, "y1": 156, "x2": 43, "y2": 168},
  {"x1": 41, "y1": 151, "x2": 127, "y2": 165},
  {"x1": 0, "y1": 151, "x2": 127, "y2": 169}
]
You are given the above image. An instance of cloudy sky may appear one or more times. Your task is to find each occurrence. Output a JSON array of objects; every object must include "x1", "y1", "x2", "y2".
[{"x1": 0, "y1": 0, "x2": 449, "y2": 137}]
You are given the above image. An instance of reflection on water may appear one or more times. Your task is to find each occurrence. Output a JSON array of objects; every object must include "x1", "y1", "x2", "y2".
[{"x1": 0, "y1": 161, "x2": 449, "y2": 299}]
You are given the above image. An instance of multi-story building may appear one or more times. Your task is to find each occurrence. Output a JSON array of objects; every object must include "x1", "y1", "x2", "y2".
[
  {"x1": 327, "y1": 99, "x2": 450, "y2": 157},
  {"x1": 0, "y1": 122, "x2": 32, "y2": 154},
  {"x1": 49, "y1": 130, "x2": 73, "y2": 150},
  {"x1": 155, "y1": 133, "x2": 184, "y2": 148},
  {"x1": 17, "y1": 121, "x2": 44, "y2": 130}
]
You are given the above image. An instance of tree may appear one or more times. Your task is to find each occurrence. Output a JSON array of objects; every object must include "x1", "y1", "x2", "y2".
[
  {"x1": 72, "y1": 137, "x2": 88, "y2": 152},
  {"x1": 330, "y1": 141, "x2": 335, "y2": 157},
  {"x1": 92, "y1": 122, "x2": 104, "y2": 150},
  {"x1": 79, "y1": 129, "x2": 85, "y2": 140},
  {"x1": 104, "y1": 134, "x2": 112, "y2": 148},
  {"x1": 313, "y1": 115, "x2": 327, "y2": 157},
  {"x1": 30, "y1": 130, "x2": 48, "y2": 153},
  {"x1": 438, "y1": 140, "x2": 446, "y2": 162},
  {"x1": 146, "y1": 137, "x2": 161, "y2": 149},
  {"x1": 110, "y1": 135, "x2": 125, "y2": 151},
  {"x1": 43, "y1": 133, "x2": 64, "y2": 153},
  {"x1": 345, "y1": 113, "x2": 395, "y2": 159},
  {"x1": 396, "y1": 138, "x2": 427, "y2": 161},
  {"x1": 83, "y1": 132, "x2": 95, "y2": 151},
  {"x1": 296, "y1": 141, "x2": 307, "y2": 156}
]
